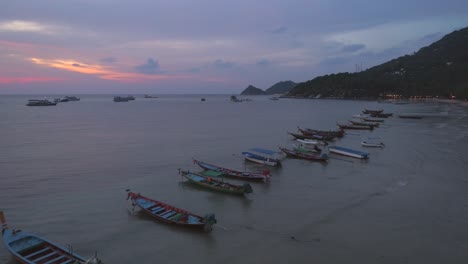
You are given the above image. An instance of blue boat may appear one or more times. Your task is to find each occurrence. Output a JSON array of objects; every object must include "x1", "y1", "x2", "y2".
[
  {"x1": 241, "y1": 148, "x2": 281, "y2": 167},
  {"x1": 1, "y1": 211, "x2": 103, "y2": 264},
  {"x1": 328, "y1": 146, "x2": 370, "y2": 159}
]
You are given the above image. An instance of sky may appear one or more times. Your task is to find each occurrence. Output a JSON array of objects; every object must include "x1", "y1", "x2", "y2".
[{"x1": 1, "y1": 0, "x2": 468, "y2": 94}]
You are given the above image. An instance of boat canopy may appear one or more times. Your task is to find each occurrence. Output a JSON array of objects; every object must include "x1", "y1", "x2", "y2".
[{"x1": 249, "y1": 148, "x2": 277, "y2": 155}]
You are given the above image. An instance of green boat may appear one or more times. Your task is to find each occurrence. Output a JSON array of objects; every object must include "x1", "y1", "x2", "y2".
[{"x1": 179, "y1": 170, "x2": 253, "y2": 195}]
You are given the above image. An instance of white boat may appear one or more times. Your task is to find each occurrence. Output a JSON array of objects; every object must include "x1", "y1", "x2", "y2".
[
  {"x1": 241, "y1": 148, "x2": 281, "y2": 167},
  {"x1": 296, "y1": 139, "x2": 327, "y2": 146},
  {"x1": 353, "y1": 114, "x2": 368, "y2": 118},
  {"x1": 328, "y1": 146, "x2": 369, "y2": 159},
  {"x1": 361, "y1": 141, "x2": 385, "y2": 148}
]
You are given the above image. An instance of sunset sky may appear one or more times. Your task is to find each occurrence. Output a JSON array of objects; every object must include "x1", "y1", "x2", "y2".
[{"x1": 1, "y1": 0, "x2": 468, "y2": 94}]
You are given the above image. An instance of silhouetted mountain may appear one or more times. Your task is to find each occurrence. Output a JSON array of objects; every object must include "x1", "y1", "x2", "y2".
[
  {"x1": 265, "y1": 81, "x2": 297, "y2": 95},
  {"x1": 240, "y1": 85, "x2": 265, "y2": 95},
  {"x1": 288, "y1": 26, "x2": 468, "y2": 99}
]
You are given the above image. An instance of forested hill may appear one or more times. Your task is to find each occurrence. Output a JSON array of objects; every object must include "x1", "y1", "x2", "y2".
[{"x1": 288, "y1": 26, "x2": 468, "y2": 99}]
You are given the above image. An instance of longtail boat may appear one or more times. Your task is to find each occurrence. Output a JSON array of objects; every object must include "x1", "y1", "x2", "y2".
[
  {"x1": 370, "y1": 113, "x2": 393, "y2": 118},
  {"x1": 328, "y1": 146, "x2": 369, "y2": 159},
  {"x1": 179, "y1": 170, "x2": 253, "y2": 195},
  {"x1": 361, "y1": 117, "x2": 385, "y2": 122},
  {"x1": 361, "y1": 141, "x2": 385, "y2": 148},
  {"x1": 288, "y1": 132, "x2": 336, "y2": 141},
  {"x1": 126, "y1": 191, "x2": 217, "y2": 232},
  {"x1": 279, "y1": 147, "x2": 328, "y2": 162},
  {"x1": 193, "y1": 159, "x2": 270, "y2": 181},
  {"x1": 296, "y1": 139, "x2": 328, "y2": 146},
  {"x1": 292, "y1": 144, "x2": 322, "y2": 153},
  {"x1": 337, "y1": 123, "x2": 374, "y2": 130},
  {"x1": 0, "y1": 211, "x2": 103, "y2": 264},
  {"x1": 241, "y1": 148, "x2": 281, "y2": 167},
  {"x1": 362, "y1": 109, "x2": 383, "y2": 114},
  {"x1": 349, "y1": 120, "x2": 380, "y2": 127},
  {"x1": 297, "y1": 127, "x2": 344, "y2": 138}
]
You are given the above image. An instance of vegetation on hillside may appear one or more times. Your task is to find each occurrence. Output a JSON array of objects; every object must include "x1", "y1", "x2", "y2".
[{"x1": 288, "y1": 26, "x2": 468, "y2": 99}]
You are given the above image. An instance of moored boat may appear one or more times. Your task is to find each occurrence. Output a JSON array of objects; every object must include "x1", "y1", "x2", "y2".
[
  {"x1": 328, "y1": 146, "x2": 369, "y2": 159},
  {"x1": 241, "y1": 148, "x2": 281, "y2": 167},
  {"x1": 179, "y1": 170, "x2": 253, "y2": 195},
  {"x1": 297, "y1": 127, "x2": 344, "y2": 138},
  {"x1": 113, "y1": 96, "x2": 130, "y2": 102},
  {"x1": 64, "y1": 96, "x2": 80, "y2": 101},
  {"x1": 398, "y1": 114, "x2": 423, "y2": 119},
  {"x1": 126, "y1": 191, "x2": 217, "y2": 232},
  {"x1": 349, "y1": 120, "x2": 380, "y2": 127},
  {"x1": 337, "y1": 123, "x2": 374, "y2": 130},
  {"x1": 362, "y1": 109, "x2": 383, "y2": 114},
  {"x1": 288, "y1": 131, "x2": 336, "y2": 141},
  {"x1": 296, "y1": 139, "x2": 328, "y2": 146},
  {"x1": 144, "y1": 94, "x2": 158, "y2": 98},
  {"x1": 0, "y1": 211, "x2": 103, "y2": 264},
  {"x1": 279, "y1": 147, "x2": 328, "y2": 162},
  {"x1": 361, "y1": 117, "x2": 385, "y2": 122},
  {"x1": 193, "y1": 159, "x2": 270, "y2": 181},
  {"x1": 361, "y1": 141, "x2": 385, "y2": 148},
  {"x1": 26, "y1": 99, "x2": 57, "y2": 106},
  {"x1": 370, "y1": 112, "x2": 392, "y2": 118},
  {"x1": 292, "y1": 144, "x2": 322, "y2": 153}
]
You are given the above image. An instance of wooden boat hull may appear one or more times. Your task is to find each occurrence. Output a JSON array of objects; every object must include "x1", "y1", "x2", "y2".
[
  {"x1": 126, "y1": 192, "x2": 216, "y2": 231},
  {"x1": 337, "y1": 123, "x2": 374, "y2": 130},
  {"x1": 241, "y1": 152, "x2": 280, "y2": 167},
  {"x1": 398, "y1": 114, "x2": 423, "y2": 119},
  {"x1": 361, "y1": 141, "x2": 385, "y2": 147},
  {"x1": 328, "y1": 146, "x2": 369, "y2": 159},
  {"x1": 193, "y1": 159, "x2": 270, "y2": 181},
  {"x1": 349, "y1": 120, "x2": 379, "y2": 127},
  {"x1": 180, "y1": 171, "x2": 253, "y2": 195},
  {"x1": 279, "y1": 147, "x2": 328, "y2": 162}
]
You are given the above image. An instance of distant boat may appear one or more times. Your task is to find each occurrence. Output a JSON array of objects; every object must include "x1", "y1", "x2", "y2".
[
  {"x1": 64, "y1": 96, "x2": 80, "y2": 101},
  {"x1": 370, "y1": 112, "x2": 392, "y2": 118},
  {"x1": 179, "y1": 170, "x2": 253, "y2": 195},
  {"x1": 0, "y1": 211, "x2": 103, "y2": 264},
  {"x1": 126, "y1": 191, "x2": 217, "y2": 232},
  {"x1": 241, "y1": 148, "x2": 281, "y2": 167},
  {"x1": 26, "y1": 99, "x2": 57, "y2": 106},
  {"x1": 296, "y1": 139, "x2": 328, "y2": 146},
  {"x1": 361, "y1": 141, "x2": 385, "y2": 148},
  {"x1": 349, "y1": 120, "x2": 380, "y2": 127},
  {"x1": 144, "y1": 95, "x2": 158, "y2": 98},
  {"x1": 193, "y1": 159, "x2": 271, "y2": 181},
  {"x1": 113, "y1": 96, "x2": 130, "y2": 102},
  {"x1": 398, "y1": 114, "x2": 423, "y2": 119},
  {"x1": 201, "y1": 98, "x2": 206, "y2": 102},
  {"x1": 127, "y1": 95, "x2": 135, "y2": 100},
  {"x1": 337, "y1": 123, "x2": 374, "y2": 130},
  {"x1": 362, "y1": 109, "x2": 384, "y2": 114},
  {"x1": 328, "y1": 146, "x2": 369, "y2": 159}
]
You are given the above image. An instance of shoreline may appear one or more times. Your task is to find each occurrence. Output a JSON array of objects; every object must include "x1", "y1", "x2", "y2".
[{"x1": 435, "y1": 99, "x2": 468, "y2": 108}]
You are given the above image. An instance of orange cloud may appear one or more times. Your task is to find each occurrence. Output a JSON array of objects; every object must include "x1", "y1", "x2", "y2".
[
  {"x1": 0, "y1": 76, "x2": 65, "y2": 84},
  {"x1": 30, "y1": 57, "x2": 185, "y2": 82}
]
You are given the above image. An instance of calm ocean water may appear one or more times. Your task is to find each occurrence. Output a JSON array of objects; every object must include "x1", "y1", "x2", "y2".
[{"x1": 1, "y1": 95, "x2": 467, "y2": 263}]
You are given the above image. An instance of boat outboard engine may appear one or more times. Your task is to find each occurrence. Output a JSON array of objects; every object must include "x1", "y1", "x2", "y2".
[
  {"x1": 203, "y1": 214, "x2": 217, "y2": 232},
  {"x1": 243, "y1": 183, "x2": 253, "y2": 194}
]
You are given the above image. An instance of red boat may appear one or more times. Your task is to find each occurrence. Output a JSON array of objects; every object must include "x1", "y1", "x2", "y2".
[{"x1": 126, "y1": 191, "x2": 217, "y2": 232}]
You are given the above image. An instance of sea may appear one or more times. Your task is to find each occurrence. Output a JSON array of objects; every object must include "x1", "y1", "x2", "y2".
[{"x1": 1, "y1": 95, "x2": 467, "y2": 264}]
